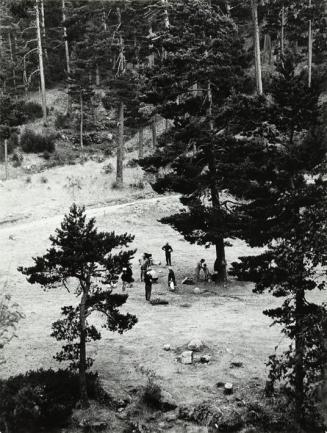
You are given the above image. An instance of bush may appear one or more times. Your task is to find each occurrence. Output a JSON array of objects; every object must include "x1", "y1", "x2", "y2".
[
  {"x1": 40, "y1": 176, "x2": 48, "y2": 184},
  {"x1": 125, "y1": 159, "x2": 138, "y2": 168},
  {"x1": 21, "y1": 101, "x2": 43, "y2": 121},
  {"x1": 11, "y1": 150, "x2": 23, "y2": 167},
  {"x1": 21, "y1": 129, "x2": 55, "y2": 154},
  {"x1": 102, "y1": 162, "x2": 114, "y2": 174},
  {"x1": 0, "y1": 369, "x2": 98, "y2": 433},
  {"x1": 129, "y1": 180, "x2": 145, "y2": 190},
  {"x1": 139, "y1": 369, "x2": 162, "y2": 409},
  {"x1": 42, "y1": 150, "x2": 51, "y2": 160},
  {"x1": 54, "y1": 112, "x2": 71, "y2": 130}
]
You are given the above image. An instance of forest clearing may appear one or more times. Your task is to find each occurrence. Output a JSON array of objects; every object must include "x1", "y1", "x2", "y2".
[{"x1": 1, "y1": 0, "x2": 327, "y2": 432}]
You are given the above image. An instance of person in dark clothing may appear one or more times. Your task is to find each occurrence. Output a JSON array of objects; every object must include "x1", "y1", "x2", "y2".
[
  {"x1": 162, "y1": 242, "x2": 173, "y2": 266},
  {"x1": 144, "y1": 270, "x2": 153, "y2": 301},
  {"x1": 121, "y1": 266, "x2": 134, "y2": 291},
  {"x1": 168, "y1": 267, "x2": 176, "y2": 291}
]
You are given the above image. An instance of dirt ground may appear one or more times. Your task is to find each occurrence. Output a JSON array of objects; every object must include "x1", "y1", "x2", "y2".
[{"x1": 0, "y1": 144, "x2": 325, "y2": 432}]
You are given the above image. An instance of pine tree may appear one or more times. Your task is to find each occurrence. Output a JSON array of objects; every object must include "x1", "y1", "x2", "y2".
[
  {"x1": 18, "y1": 204, "x2": 137, "y2": 408},
  {"x1": 224, "y1": 55, "x2": 327, "y2": 425},
  {"x1": 140, "y1": 0, "x2": 251, "y2": 282}
]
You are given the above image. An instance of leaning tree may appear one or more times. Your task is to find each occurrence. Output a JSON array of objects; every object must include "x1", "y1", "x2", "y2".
[{"x1": 19, "y1": 204, "x2": 137, "y2": 408}]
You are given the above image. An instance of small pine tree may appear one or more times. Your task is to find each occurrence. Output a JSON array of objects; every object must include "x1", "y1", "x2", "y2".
[{"x1": 18, "y1": 204, "x2": 137, "y2": 408}]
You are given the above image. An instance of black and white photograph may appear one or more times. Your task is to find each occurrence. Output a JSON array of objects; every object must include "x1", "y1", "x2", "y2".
[{"x1": 0, "y1": 0, "x2": 327, "y2": 432}]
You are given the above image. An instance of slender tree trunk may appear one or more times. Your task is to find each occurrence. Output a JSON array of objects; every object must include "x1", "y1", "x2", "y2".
[
  {"x1": 35, "y1": 0, "x2": 47, "y2": 124},
  {"x1": 4, "y1": 139, "x2": 8, "y2": 181},
  {"x1": 207, "y1": 82, "x2": 226, "y2": 282},
  {"x1": 40, "y1": 0, "x2": 47, "y2": 59},
  {"x1": 263, "y1": 34, "x2": 272, "y2": 64},
  {"x1": 281, "y1": 5, "x2": 285, "y2": 57},
  {"x1": 295, "y1": 287, "x2": 305, "y2": 424},
  {"x1": 250, "y1": 0, "x2": 263, "y2": 95},
  {"x1": 62, "y1": 0, "x2": 71, "y2": 115},
  {"x1": 8, "y1": 33, "x2": 17, "y2": 91},
  {"x1": 151, "y1": 117, "x2": 157, "y2": 147},
  {"x1": 95, "y1": 64, "x2": 100, "y2": 86},
  {"x1": 308, "y1": 0, "x2": 313, "y2": 88},
  {"x1": 138, "y1": 127, "x2": 144, "y2": 159},
  {"x1": 116, "y1": 102, "x2": 124, "y2": 184},
  {"x1": 80, "y1": 92, "x2": 83, "y2": 149},
  {"x1": 79, "y1": 291, "x2": 89, "y2": 409}
]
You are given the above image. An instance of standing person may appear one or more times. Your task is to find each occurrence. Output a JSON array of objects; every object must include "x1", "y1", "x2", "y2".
[
  {"x1": 202, "y1": 263, "x2": 210, "y2": 282},
  {"x1": 139, "y1": 256, "x2": 148, "y2": 281},
  {"x1": 168, "y1": 267, "x2": 176, "y2": 291},
  {"x1": 144, "y1": 270, "x2": 153, "y2": 301},
  {"x1": 126, "y1": 265, "x2": 134, "y2": 287},
  {"x1": 162, "y1": 242, "x2": 173, "y2": 266},
  {"x1": 121, "y1": 268, "x2": 128, "y2": 291},
  {"x1": 195, "y1": 259, "x2": 206, "y2": 281}
]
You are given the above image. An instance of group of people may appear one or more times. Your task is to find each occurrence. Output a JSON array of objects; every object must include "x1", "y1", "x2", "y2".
[{"x1": 121, "y1": 241, "x2": 222, "y2": 302}]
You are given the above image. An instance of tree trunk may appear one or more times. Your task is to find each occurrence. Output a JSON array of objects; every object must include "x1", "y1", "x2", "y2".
[
  {"x1": 79, "y1": 291, "x2": 89, "y2": 409},
  {"x1": 207, "y1": 81, "x2": 226, "y2": 282},
  {"x1": 116, "y1": 102, "x2": 124, "y2": 184},
  {"x1": 308, "y1": 0, "x2": 313, "y2": 88},
  {"x1": 151, "y1": 117, "x2": 157, "y2": 147},
  {"x1": 8, "y1": 33, "x2": 17, "y2": 91},
  {"x1": 4, "y1": 139, "x2": 8, "y2": 181},
  {"x1": 80, "y1": 92, "x2": 83, "y2": 149},
  {"x1": 295, "y1": 287, "x2": 305, "y2": 424},
  {"x1": 40, "y1": 0, "x2": 47, "y2": 59},
  {"x1": 281, "y1": 5, "x2": 285, "y2": 57},
  {"x1": 62, "y1": 0, "x2": 72, "y2": 115},
  {"x1": 138, "y1": 127, "x2": 144, "y2": 159},
  {"x1": 35, "y1": 0, "x2": 47, "y2": 124},
  {"x1": 250, "y1": 0, "x2": 263, "y2": 95},
  {"x1": 263, "y1": 34, "x2": 272, "y2": 64},
  {"x1": 95, "y1": 64, "x2": 100, "y2": 86}
]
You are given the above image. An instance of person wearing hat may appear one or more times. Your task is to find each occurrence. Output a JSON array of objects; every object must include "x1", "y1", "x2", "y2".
[{"x1": 121, "y1": 265, "x2": 134, "y2": 291}]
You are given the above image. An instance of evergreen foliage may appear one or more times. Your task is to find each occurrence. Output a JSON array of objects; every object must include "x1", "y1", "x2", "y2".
[{"x1": 19, "y1": 204, "x2": 137, "y2": 407}]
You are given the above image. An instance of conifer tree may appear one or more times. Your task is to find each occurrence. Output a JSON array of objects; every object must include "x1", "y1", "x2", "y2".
[
  {"x1": 19, "y1": 204, "x2": 137, "y2": 408},
  {"x1": 140, "y1": 0, "x2": 251, "y2": 281},
  {"x1": 223, "y1": 55, "x2": 327, "y2": 425}
]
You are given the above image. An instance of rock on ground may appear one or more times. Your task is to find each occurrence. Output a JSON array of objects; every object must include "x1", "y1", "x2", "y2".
[
  {"x1": 180, "y1": 350, "x2": 193, "y2": 364},
  {"x1": 187, "y1": 338, "x2": 204, "y2": 352}
]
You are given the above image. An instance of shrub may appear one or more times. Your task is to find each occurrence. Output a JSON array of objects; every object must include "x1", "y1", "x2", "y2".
[
  {"x1": 0, "y1": 369, "x2": 98, "y2": 433},
  {"x1": 42, "y1": 150, "x2": 51, "y2": 160},
  {"x1": 11, "y1": 150, "x2": 23, "y2": 167},
  {"x1": 139, "y1": 368, "x2": 161, "y2": 409},
  {"x1": 21, "y1": 101, "x2": 43, "y2": 121},
  {"x1": 25, "y1": 176, "x2": 32, "y2": 184},
  {"x1": 21, "y1": 129, "x2": 55, "y2": 154},
  {"x1": 125, "y1": 159, "x2": 138, "y2": 168},
  {"x1": 129, "y1": 180, "x2": 145, "y2": 190},
  {"x1": 40, "y1": 176, "x2": 48, "y2": 184},
  {"x1": 102, "y1": 162, "x2": 114, "y2": 174},
  {"x1": 54, "y1": 112, "x2": 70, "y2": 130}
]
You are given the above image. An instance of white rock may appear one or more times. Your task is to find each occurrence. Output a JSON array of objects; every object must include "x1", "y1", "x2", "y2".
[
  {"x1": 224, "y1": 382, "x2": 233, "y2": 394},
  {"x1": 180, "y1": 350, "x2": 193, "y2": 364},
  {"x1": 163, "y1": 344, "x2": 171, "y2": 351},
  {"x1": 187, "y1": 338, "x2": 204, "y2": 352},
  {"x1": 193, "y1": 287, "x2": 201, "y2": 294}
]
